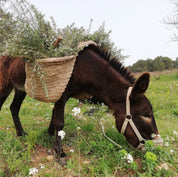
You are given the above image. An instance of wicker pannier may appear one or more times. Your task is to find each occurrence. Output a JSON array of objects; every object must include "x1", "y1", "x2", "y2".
[{"x1": 25, "y1": 55, "x2": 76, "y2": 103}]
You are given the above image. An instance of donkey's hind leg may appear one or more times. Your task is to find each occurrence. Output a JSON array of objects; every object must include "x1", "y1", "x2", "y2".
[{"x1": 10, "y1": 88, "x2": 26, "y2": 136}]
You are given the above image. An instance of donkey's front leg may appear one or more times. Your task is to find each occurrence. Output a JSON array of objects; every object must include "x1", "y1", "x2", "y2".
[
  {"x1": 53, "y1": 97, "x2": 67, "y2": 158},
  {"x1": 47, "y1": 107, "x2": 55, "y2": 136}
]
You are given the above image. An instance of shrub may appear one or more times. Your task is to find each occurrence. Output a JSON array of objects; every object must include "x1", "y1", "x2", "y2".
[{"x1": 1, "y1": 0, "x2": 125, "y2": 63}]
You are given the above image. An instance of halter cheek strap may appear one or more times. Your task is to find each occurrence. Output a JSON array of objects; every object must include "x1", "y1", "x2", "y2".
[{"x1": 120, "y1": 87, "x2": 147, "y2": 150}]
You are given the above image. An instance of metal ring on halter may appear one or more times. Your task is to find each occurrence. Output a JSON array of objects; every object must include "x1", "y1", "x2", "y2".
[{"x1": 125, "y1": 114, "x2": 132, "y2": 119}]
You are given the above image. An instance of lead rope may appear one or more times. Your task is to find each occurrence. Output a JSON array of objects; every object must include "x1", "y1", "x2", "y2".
[{"x1": 100, "y1": 119, "x2": 122, "y2": 149}]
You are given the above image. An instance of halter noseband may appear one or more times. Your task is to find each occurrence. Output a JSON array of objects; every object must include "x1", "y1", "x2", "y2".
[{"x1": 120, "y1": 87, "x2": 146, "y2": 150}]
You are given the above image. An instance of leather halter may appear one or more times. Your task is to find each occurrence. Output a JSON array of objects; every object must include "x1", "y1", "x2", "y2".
[{"x1": 120, "y1": 87, "x2": 146, "y2": 150}]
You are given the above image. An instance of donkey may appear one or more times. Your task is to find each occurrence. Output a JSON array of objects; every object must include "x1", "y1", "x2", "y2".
[{"x1": 0, "y1": 44, "x2": 163, "y2": 157}]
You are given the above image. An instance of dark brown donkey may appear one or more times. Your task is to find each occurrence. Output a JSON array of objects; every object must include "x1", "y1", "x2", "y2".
[{"x1": 0, "y1": 44, "x2": 163, "y2": 157}]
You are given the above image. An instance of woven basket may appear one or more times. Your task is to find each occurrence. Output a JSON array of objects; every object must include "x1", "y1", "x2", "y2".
[{"x1": 25, "y1": 55, "x2": 76, "y2": 103}]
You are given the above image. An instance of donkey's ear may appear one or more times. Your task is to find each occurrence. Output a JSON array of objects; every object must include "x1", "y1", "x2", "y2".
[{"x1": 131, "y1": 72, "x2": 150, "y2": 97}]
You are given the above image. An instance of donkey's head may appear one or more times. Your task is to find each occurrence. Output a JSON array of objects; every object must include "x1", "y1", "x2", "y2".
[{"x1": 115, "y1": 73, "x2": 163, "y2": 150}]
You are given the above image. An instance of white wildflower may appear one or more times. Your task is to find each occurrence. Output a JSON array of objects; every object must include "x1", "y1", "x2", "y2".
[
  {"x1": 165, "y1": 136, "x2": 169, "y2": 141},
  {"x1": 127, "y1": 154, "x2": 133, "y2": 164},
  {"x1": 173, "y1": 130, "x2": 178, "y2": 135},
  {"x1": 121, "y1": 154, "x2": 127, "y2": 160},
  {"x1": 29, "y1": 167, "x2": 38, "y2": 176},
  {"x1": 72, "y1": 107, "x2": 81, "y2": 116},
  {"x1": 171, "y1": 137, "x2": 175, "y2": 141},
  {"x1": 151, "y1": 133, "x2": 157, "y2": 138},
  {"x1": 170, "y1": 149, "x2": 174, "y2": 153},
  {"x1": 39, "y1": 164, "x2": 45, "y2": 169},
  {"x1": 164, "y1": 142, "x2": 169, "y2": 147},
  {"x1": 58, "y1": 130, "x2": 65, "y2": 140},
  {"x1": 70, "y1": 149, "x2": 74, "y2": 153},
  {"x1": 100, "y1": 118, "x2": 105, "y2": 123},
  {"x1": 76, "y1": 127, "x2": 81, "y2": 131}
]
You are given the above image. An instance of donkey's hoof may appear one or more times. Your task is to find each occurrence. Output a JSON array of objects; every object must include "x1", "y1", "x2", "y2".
[
  {"x1": 54, "y1": 158, "x2": 67, "y2": 168},
  {"x1": 60, "y1": 152, "x2": 66, "y2": 157},
  {"x1": 59, "y1": 156, "x2": 67, "y2": 166},
  {"x1": 17, "y1": 130, "x2": 27, "y2": 136}
]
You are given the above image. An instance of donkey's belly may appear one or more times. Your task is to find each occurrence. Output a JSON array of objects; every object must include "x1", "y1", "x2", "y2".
[
  {"x1": 9, "y1": 58, "x2": 26, "y2": 91},
  {"x1": 73, "y1": 92, "x2": 92, "y2": 100}
]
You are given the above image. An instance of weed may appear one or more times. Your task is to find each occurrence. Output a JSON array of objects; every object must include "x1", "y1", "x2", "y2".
[{"x1": 0, "y1": 72, "x2": 177, "y2": 176}]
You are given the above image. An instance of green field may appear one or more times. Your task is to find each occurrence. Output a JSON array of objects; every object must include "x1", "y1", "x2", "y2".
[{"x1": 0, "y1": 71, "x2": 177, "y2": 177}]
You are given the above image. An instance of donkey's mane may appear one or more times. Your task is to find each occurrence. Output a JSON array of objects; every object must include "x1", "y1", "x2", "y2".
[{"x1": 81, "y1": 44, "x2": 135, "y2": 85}]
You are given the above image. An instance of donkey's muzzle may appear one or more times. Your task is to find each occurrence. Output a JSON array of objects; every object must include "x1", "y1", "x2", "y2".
[
  {"x1": 138, "y1": 134, "x2": 163, "y2": 152},
  {"x1": 152, "y1": 134, "x2": 164, "y2": 145}
]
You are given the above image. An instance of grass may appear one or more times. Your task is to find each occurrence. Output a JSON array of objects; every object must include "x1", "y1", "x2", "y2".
[{"x1": 0, "y1": 70, "x2": 177, "y2": 176}]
